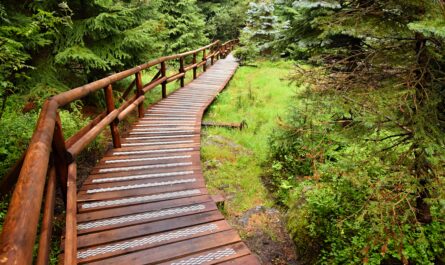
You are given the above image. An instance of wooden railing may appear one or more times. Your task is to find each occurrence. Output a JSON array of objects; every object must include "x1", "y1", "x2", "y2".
[{"x1": 0, "y1": 39, "x2": 238, "y2": 265}]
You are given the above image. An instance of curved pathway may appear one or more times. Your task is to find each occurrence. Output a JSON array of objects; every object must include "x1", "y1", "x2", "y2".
[{"x1": 74, "y1": 55, "x2": 260, "y2": 264}]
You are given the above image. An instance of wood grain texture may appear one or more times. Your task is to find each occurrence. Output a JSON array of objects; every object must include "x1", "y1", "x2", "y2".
[{"x1": 67, "y1": 54, "x2": 259, "y2": 264}]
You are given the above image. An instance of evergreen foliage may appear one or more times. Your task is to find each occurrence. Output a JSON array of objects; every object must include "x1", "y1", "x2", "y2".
[
  {"x1": 0, "y1": 0, "x2": 234, "y2": 179},
  {"x1": 267, "y1": 0, "x2": 445, "y2": 264},
  {"x1": 234, "y1": 1, "x2": 280, "y2": 63},
  {"x1": 197, "y1": 0, "x2": 250, "y2": 41},
  {"x1": 158, "y1": 0, "x2": 208, "y2": 53},
  {"x1": 55, "y1": 0, "x2": 166, "y2": 78}
]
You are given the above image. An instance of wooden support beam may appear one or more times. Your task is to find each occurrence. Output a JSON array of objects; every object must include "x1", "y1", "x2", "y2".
[
  {"x1": 135, "y1": 72, "x2": 144, "y2": 118},
  {"x1": 52, "y1": 112, "x2": 69, "y2": 202},
  {"x1": 104, "y1": 84, "x2": 121, "y2": 148},
  {"x1": 179, "y1": 57, "x2": 185, "y2": 87},
  {"x1": 201, "y1": 120, "x2": 247, "y2": 130},
  {"x1": 193, "y1": 53, "x2": 197, "y2": 79},
  {"x1": 161, "y1": 62, "x2": 167, "y2": 98}
]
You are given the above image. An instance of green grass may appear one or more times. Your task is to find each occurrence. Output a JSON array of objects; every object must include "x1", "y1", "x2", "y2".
[{"x1": 201, "y1": 59, "x2": 297, "y2": 216}]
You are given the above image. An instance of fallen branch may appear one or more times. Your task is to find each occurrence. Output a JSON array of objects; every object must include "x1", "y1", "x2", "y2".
[{"x1": 202, "y1": 120, "x2": 247, "y2": 130}]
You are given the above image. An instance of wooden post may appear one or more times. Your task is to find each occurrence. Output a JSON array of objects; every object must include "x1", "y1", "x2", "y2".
[
  {"x1": 104, "y1": 84, "x2": 121, "y2": 148},
  {"x1": 179, "y1": 56, "x2": 185, "y2": 87},
  {"x1": 64, "y1": 162, "x2": 77, "y2": 265},
  {"x1": 135, "y1": 72, "x2": 144, "y2": 118},
  {"x1": 192, "y1": 53, "x2": 197, "y2": 79},
  {"x1": 52, "y1": 112, "x2": 69, "y2": 202},
  {"x1": 36, "y1": 166, "x2": 56, "y2": 265},
  {"x1": 210, "y1": 46, "x2": 215, "y2": 65},
  {"x1": 203, "y1": 49, "x2": 207, "y2": 72},
  {"x1": 161, "y1": 61, "x2": 167, "y2": 98}
]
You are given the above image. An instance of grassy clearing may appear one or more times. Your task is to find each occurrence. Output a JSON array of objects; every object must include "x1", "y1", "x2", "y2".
[{"x1": 202, "y1": 59, "x2": 297, "y2": 216}]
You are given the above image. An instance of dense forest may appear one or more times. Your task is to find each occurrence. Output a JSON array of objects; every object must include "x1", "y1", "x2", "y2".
[
  {"x1": 0, "y1": 0, "x2": 248, "y2": 177},
  {"x1": 1, "y1": 0, "x2": 444, "y2": 264}
]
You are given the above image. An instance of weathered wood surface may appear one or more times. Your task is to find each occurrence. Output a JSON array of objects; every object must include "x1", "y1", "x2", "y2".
[
  {"x1": 0, "y1": 40, "x2": 243, "y2": 265},
  {"x1": 67, "y1": 55, "x2": 260, "y2": 264}
]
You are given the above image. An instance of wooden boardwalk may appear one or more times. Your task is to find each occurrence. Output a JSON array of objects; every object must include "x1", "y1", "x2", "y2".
[{"x1": 73, "y1": 55, "x2": 260, "y2": 264}]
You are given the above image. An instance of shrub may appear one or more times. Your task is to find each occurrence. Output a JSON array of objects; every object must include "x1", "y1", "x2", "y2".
[{"x1": 266, "y1": 87, "x2": 445, "y2": 264}]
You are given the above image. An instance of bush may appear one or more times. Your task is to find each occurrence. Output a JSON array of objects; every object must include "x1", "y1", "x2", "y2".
[
  {"x1": 266, "y1": 87, "x2": 445, "y2": 264},
  {"x1": 0, "y1": 102, "x2": 89, "y2": 181}
]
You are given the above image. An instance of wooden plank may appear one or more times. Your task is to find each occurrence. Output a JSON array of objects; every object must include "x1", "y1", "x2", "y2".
[
  {"x1": 77, "y1": 220, "x2": 233, "y2": 263},
  {"x1": 77, "y1": 195, "x2": 213, "y2": 223},
  {"x1": 91, "y1": 153, "x2": 201, "y2": 169},
  {"x1": 84, "y1": 230, "x2": 242, "y2": 265},
  {"x1": 83, "y1": 165, "x2": 203, "y2": 184},
  {"x1": 76, "y1": 201, "x2": 217, "y2": 235},
  {"x1": 159, "y1": 242, "x2": 252, "y2": 265},
  {"x1": 76, "y1": 210, "x2": 225, "y2": 248},
  {"x1": 77, "y1": 188, "x2": 209, "y2": 213},
  {"x1": 97, "y1": 150, "x2": 200, "y2": 164},
  {"x1": 78, "y1": 174, "x2": 204, "y2": 193},
  {"x1": 77, "y1": 180, "x2": 206, "y2": 202}
]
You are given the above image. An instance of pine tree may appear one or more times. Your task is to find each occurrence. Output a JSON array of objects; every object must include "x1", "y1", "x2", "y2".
[
  {"x1": 244, "y1": 2, "x2": 279, "y2": 55},
  {"x1": 55, "y1": 0, "x2": 166, "y2": 80},
  {"x1": 269, "y1": 0, "x2": 445, "y2": 264},
  {"x1": 158, "y1": 0, "x2": 208, "y2": 53},
  {"x1": 234, "y1": 1, "x2": 279, "y2": 63}
]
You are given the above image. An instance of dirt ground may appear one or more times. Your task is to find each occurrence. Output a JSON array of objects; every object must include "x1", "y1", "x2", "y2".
[{"x1": 229, "y1": 205, "x2": 298, "y2": 265}]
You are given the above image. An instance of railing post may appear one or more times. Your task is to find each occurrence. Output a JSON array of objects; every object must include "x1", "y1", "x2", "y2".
[
  {"x1": 135, "y1": 72, "x2": 145, "y2": 118},
  {"x1": 210, "y1": 47, "x2": 215, "y2": 65},
  {"x1": 36, "y1": 165, "x2": 56, "y2": 265},
  {"x1": 52, "y1": 112, "x2": 69, "y2": 202},
  {"x1": 161, "y1": 61, "x2": 167, "y2": 98},
  {"x1": 193, "y1": 53, "x2": 197, "y2": 79},
  {"x1": 202, "y1": 49, "x2": 207, "y2": 72},
  {"x1": 64, "y1": 162, "x2": 77, "y2": 265},
  {"x1": 104, "y1": 84, "x2": 121, "y2": 148},
  {"x1": 179, "y1": 56, "x2": 185, "y2": 87},
  {"x1": 220, "y1": 45, "x2": 223, "y2": 58}
]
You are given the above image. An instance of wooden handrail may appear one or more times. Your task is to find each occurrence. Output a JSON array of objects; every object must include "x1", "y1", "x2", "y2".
[{"x1": 0, "y1": 39, "x2": 238, "y2": 265}]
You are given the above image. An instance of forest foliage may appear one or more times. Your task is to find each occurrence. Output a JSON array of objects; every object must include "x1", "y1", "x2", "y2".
[
  {"x1": 0, "y1": 0, "x2": 249, "y2": 178},
  {"x1": 1, "y1": 0, "x2": 444, "y2": 264},
  {"x1": 244, "y1": 0, "x2": 445, "y2": 264}
]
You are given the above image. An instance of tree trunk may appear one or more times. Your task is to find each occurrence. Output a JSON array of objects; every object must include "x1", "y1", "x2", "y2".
[{"x1": 413, "y1": 33, "x2": 432, "y2": 224}]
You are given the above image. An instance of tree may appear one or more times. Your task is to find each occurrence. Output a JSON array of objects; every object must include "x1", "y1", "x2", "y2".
[
  {"x1": 234, "y1": 1, "x2": 280, "y2": 63},
  {"x1": 0, "y1": 0, "x2": 212, "y2": 180},
  {"x1": 55, "y1": 0, "x2": 166, "y2": 81},
  {"x1": 268, "y1": 0, "x2": 445, "y2": 264},
  {"x1": 197, "y1": 0, "x2": 249, "y2": 41},
  {"x1": 158, "y1": 0, "x2": 208, "y2": 53}
]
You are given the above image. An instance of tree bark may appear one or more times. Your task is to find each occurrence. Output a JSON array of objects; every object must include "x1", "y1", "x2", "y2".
[{"x1": 413, "y1": 33, "x2": 433, "y2": 224}]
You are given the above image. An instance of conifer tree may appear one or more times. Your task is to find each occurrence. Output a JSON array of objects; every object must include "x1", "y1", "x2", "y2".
[
  {"x1": 55, "y1": 0, "x2": 166, "y2": 80},
  {"x1": 269, "y1": 0, "x2": 445, "y2": 264},
  {"x1": 235, "y1": 1, "x2": 279, "y2": 63},
  {"x1": 158, "y1": 0, "x2": 208, "y2": 53}
]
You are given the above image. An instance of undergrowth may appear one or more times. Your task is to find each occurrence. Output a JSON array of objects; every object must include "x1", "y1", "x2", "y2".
[{"x1": 201, "y1": 59, "x2": 296, "y2": 215}]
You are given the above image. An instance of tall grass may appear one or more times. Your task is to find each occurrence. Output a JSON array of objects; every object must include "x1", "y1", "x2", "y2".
[{"x1": 202, "y1": 60, "x2": 298, "y2": 215}]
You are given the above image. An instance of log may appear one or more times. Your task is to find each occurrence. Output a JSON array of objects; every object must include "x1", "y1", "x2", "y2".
[{"x1": 201, "y1": 120, "x2": 247, "y2": 130}]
